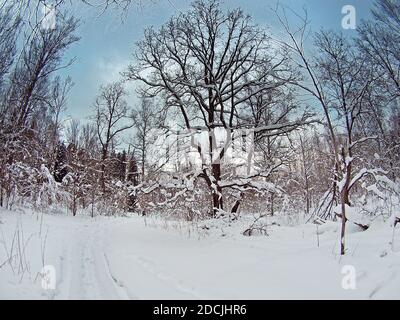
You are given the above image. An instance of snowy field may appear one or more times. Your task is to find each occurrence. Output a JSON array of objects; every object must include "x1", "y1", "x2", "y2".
[{"x1": 0, "y1": 208, "x2": 399, "y2": 300}]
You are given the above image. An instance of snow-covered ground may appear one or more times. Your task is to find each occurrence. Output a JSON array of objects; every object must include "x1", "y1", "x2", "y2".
[{"x1": 0, "y1": 208, "x2": 399, "y2": 299}]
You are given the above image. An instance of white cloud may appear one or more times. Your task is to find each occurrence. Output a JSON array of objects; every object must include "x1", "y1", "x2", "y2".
[{"x1": 97, "y1": 56, "x2": 128, "y2": 84}]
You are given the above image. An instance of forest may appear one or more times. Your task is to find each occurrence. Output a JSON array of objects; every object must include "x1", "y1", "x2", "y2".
[{"x1": 0, "y1": 0, "x2": 399, "y2": 300}]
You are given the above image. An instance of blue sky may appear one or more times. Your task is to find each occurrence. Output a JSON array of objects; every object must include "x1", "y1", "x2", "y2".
[{"x1": 61, "y1": 0, "x2": 375, "y2": 120}]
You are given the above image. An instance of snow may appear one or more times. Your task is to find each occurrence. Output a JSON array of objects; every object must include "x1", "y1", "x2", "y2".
[{"x1": 0, "y1": 208, "x2": 399, "y2": 299}]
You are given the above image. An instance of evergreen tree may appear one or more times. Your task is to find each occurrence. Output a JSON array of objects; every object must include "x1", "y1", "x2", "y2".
[{"x1": 54, "y1": 142, "x2": 68, "y2": 183}]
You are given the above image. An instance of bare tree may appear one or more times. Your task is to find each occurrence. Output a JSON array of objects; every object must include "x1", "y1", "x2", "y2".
[
  {"x1": 0, "y1": 4, "x2": 79, "y2": 209},
  {"x1": 275, "y1": 6, "x2": 389, "y2": 254},
  {"x1": 65, "y1": 118, "x2": 81, "y2": 148},
  {"x1": 131, "y1": 97, "x2": 164, "y2": 180},
  {"x1": 126, "y1": 0, "x2": 310, "y2": 217},
  {"x1": 93, "y1": 81, "x2": 132, "y2": 192},
  {"x1": 8, "y1": 14, "x2": 79, "y2": 129},
  {"x1": 358, "y1": 0, "x2": 400, "y2": 98},
  {"x1": 47, "y1": 76, "x2": 73, "y2": 157},
  {"x1": 0, "y1": 2, "x2": 21, "y2": 94},
  {"x1": 292, "y1": 129, "x2": 315, "y2": 215},
  {"x1": 80, "y1": 122, "x2": 99, "y2": 157},
  {"x1": 357, "y1": 0, "x2": 400, "y2": 182}
]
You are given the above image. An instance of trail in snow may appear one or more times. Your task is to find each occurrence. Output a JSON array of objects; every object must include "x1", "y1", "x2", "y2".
[
  {"x1": 39, "y1": 217, "x2": 200, "y2": 300},
  {"x1": 0, "y1": 212, "x2": 134, "y2": 300},
  {"x1": 59, "y1": 222, "x2": 131, "y2": 300}
]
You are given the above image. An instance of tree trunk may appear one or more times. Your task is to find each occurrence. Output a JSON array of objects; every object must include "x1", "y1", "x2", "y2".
[
  {"x1": 231, "y1": 199, "x2": 240, "y2": 214},
  {"x1": 270, "y1": 193, "x2": 275, "y2": 216},
  {"x1": 306, "y1": 194, "x2": 310, "y2": 215},
  {"x1": 101, "y1": 146, "x2": 108, "y2": 193},
  {"x1": 340, "y1": 192, "x2": 347, "y2": 255},
  {"x1": 72, "y1": 195, "x2": 77, "y2": 217},
  {"x1": 211, "y1": 162, "x2": 223, "y2": 217},
  {"x1": 340, "y1": 159, "x2": 352, "y2": 255}
]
